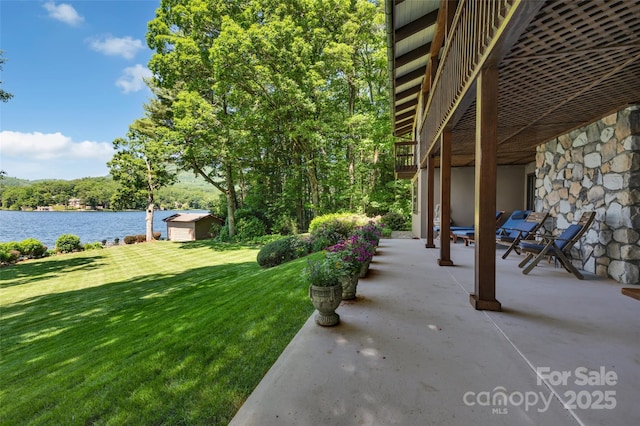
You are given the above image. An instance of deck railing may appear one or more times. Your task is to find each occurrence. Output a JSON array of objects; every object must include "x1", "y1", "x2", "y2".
[
  {"x1": 420, "y1": 0, "x2": 515, "y2": 163},
  {"x1": 394, "y1": 141, "x2": 418, "y2": 179}
]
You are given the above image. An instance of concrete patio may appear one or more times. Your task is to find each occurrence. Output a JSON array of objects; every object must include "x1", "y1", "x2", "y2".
[{"x1": 230, "y1": 237, "x2": 639, "y2": 426}]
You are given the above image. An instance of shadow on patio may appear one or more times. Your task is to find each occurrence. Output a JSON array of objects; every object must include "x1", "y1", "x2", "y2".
[{"x1": 230, "y1": 238, "x2": 639, "y2": 426}]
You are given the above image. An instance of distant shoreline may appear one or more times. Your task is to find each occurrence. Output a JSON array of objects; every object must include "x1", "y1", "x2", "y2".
[{"x1": 0, "y1": 208, "x2": 194, "y2": 213}]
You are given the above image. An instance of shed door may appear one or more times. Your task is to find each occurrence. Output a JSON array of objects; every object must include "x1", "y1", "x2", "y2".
[{"x1": 169, "y1": 226, "x2": 193, "y2": 242}]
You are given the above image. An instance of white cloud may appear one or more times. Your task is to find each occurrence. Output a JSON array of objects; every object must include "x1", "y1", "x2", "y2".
[
  {"x1": 0, "y1": 131, "x2": 114, "y2": 180},
  {"x1": 88, "y1": 35, "x2": 145, "y2": 60},
  {"x1": 116, "y1": 64, "x2": 152, "y2": 94},
  {"x1": 43, "y1": 1, "x2": 84, "y2": 26},
  {"x1": 0, "y1": 131, "x2": 113, "y2": 161}
]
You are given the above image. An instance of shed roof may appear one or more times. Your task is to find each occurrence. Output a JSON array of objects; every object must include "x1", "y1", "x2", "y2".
[{"x1": 163, "y1": 213, "x2": 221, "y2": 223}]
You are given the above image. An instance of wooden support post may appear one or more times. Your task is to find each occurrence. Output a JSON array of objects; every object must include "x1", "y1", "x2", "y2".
[
  {"x1": 426, "y1": 155, "x2": 436, "y2": 248},
  {"x1": 470, "y1": 67, "x2": 501, "y2": 311},
  {"x1": 438, "y1": 130, "x2": 453, "y2": 266}
]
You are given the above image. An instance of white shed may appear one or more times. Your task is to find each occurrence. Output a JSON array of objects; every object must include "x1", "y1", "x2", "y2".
[{"x1": 163, "y1": 213, "x2": 223, "y2": 242}]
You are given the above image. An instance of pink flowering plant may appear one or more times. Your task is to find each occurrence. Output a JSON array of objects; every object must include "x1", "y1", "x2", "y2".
[
  {"x1": 326, "y1": 234, "x2": 375, "y2": 275},
  {"x1": 354, "y1": 221, "x2": 383, "y2": 247}
]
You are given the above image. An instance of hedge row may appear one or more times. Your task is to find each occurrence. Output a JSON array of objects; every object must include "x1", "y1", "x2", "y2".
[
  {"x1": 123, "y1": 233, "x2": 161, "y2": 244},
  {"x1": 257, "y1": 213, "x2": 385, "y2": 268},
  {"x1": 0, "y1": 238, "x2": 48, "y2": 264}
]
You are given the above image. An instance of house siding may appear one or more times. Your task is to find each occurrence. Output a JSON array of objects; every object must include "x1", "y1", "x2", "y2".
[{"x1": 412, "y1": 165, "x2": 527, "y2": 238}]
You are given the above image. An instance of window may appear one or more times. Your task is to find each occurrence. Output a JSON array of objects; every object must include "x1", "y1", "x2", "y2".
[{"x1": 526, "y1": 173, "x2": 535, "y2": 211}]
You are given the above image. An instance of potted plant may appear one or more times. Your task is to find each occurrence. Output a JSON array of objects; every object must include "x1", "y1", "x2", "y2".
[
  {"x1": 304, "y1": 257, "x2": 343, "y2": 326},
  {"x1": 327, "y1": 234, "x2": 374, "y2": 299},
  {"x1": 355, "y1": 221, "x2": 383, "y2": 248},
  {"x1": 352, "y1": 230, "x2": 378, "y2": 277}
]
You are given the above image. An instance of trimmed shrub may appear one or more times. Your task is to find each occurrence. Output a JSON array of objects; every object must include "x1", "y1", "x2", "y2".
[
  {"x1": 135, "y1": 234, "x2": 146, "y2": 243},
  {"x1": 257, "y1": 236, "x2": 297, "y2": 268},
  {"x1": 380, "y1": 211, "x2": 408, "y2": 231},
  {"x1": 18, "y1": 238, "x2": 48, "y2": 258},
  {"x1": 256, "y1": 234, "x2": 314, "y2": 268},
  {"x1": 257, "y1": 236, "x2": 294, "y2": 268},
  {"x1": 56, "y1": 234, "x2": 82, "y2": 253},
  {"x1": 0, "y1": 242, "x2": 21, "y2": 264},
  {"x1": 308, "y1": 213, "x2": 371, "y2": 251},
  {"x1": 84, "y1": 242, "x2": 103, "y2": 251},
  {"x1": 153, "y1": 232, "x2": 161, "y2": 240},
  {"x1": 291, "y1": 234, "x2": 313, "y2": 258},
  {"x1": 235, "y1": 217, "x2": 267, "y2": 241},
  {"x1": 124, "y1": 235, "x2": 136, "y2": 245}
]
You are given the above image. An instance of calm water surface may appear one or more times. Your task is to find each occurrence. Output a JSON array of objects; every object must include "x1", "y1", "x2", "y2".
[{"x1": 0, "y1": 210, "x2": 208, "y2": 248}]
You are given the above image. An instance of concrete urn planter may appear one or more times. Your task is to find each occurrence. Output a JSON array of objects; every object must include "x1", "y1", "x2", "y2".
[
  {"x1": 309, "y1": 283, "x2": 342, "y2": 326},
  {"x1": 358, "y1": 259, "x2": 372, "y2": 278},
  {"x1": 340, "y1": 274, "x2": 359, "y2": 300}
]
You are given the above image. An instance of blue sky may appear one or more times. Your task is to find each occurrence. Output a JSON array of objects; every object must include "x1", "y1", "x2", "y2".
[{"x1": 0, "y1": 0, "x2": 160, "y2": 180}]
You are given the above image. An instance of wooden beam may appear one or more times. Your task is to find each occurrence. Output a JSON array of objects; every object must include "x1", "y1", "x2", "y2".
[
  {"x1": 438, "y1": 129, "x2": 453, "y2": 266},
  {"x1": 395, "y1": 109, "x2": 416, "y2": 122},
  {"x1": 395, "y1": 98, "x2": 418, "y2": 112},
  {"x1": 396, "y1": 68, "x2": 426, "y2": 87},
  {"x1": 395, "y1": 43, "x2": 431, "y2": 67},
  {"x1": 426, "y1": 155, "x2": 436, "y2": 248},
  {"x1": 470, "y1": 67, "x2": 501, "y2": 312},
  {"x1": 395, "y1": 84, "x2": 421, "y2": 102},
  {"x1": 422, "y1": 60, "x2": 432, "y2": 94},
  {"x1": 395, "y1": 124, "x2": 414, "y2": 136},
  {"x1": 396, "y1": 116, "x2": 414, "y2": 128},
  {"x1": 395, "y1": 9, "x2": 439, "y2": 42}
]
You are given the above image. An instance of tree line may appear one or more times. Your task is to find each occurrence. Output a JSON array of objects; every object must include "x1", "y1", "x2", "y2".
[
  {"x1": 0, "y1": 176, "x2": 220, "y2": 211},
  {"x1": 109, "y1": 0, "x2": 410, "y2": 240}
]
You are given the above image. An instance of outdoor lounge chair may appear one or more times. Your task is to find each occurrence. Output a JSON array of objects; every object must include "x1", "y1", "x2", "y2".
[
  {"x1": 451, "y1": 211, "x2": 505, "y2": 245},
  {"x1": 497, "y1": 211, "x2": 548, "y2": 259},
  {"x1": 517, "y1": 211, "x2": 596, "y2": 279},
  {"x1": 496, "y1": 210, "x2": 531, "y2": 234}
]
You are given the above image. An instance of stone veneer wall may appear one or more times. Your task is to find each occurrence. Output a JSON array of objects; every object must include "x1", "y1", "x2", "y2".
[{"x1": 535, "y1": 105, "x2": 640, "y2": 284}]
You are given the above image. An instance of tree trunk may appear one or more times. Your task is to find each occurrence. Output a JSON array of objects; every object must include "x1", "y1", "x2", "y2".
[
  {"x1": 348, "y1": 79, "x2": 356, "y2": 210},
  {"x1": 225, "y1": 162, "x2": 237, "y2": 237},
  {"x1": 307, "y1": 160, "x2": 320, "y2": 216},
  {"x1": 145, "y1": 203, "x2": 155, "y2": 242}
]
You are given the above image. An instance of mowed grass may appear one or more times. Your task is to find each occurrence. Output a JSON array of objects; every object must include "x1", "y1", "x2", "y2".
[{"x1": 0, "y1": 241, "x2": 315, "y2": 425}]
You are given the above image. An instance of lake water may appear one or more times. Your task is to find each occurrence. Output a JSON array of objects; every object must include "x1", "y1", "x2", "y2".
[{"x1": 0, "y1": 210, "x2": 209, "y2": 249}]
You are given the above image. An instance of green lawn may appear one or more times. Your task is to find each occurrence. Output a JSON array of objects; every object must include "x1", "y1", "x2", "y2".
[{"x1": 0, "y1": 241, "x2": 315, "y2": 425}]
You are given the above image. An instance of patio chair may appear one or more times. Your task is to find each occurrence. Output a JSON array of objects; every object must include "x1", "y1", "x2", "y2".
[
  {"x1": 493, "y1": 209, "x2": 530, "y2": 251},
  {"x1": 517, "y1": 212, "x2": 596, "y2": 279},
  {"x1": 497, "y1": 211, "x2": 548, "y2": 259},
  {"x1": 496, "y1": 210, "x2": 531, "y2": 236},
  {"x1": 451, "y1": 210, "x2": 505, "y2": 246}
]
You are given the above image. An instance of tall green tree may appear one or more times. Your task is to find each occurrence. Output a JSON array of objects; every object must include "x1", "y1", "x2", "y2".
[
  {"x1": 145, "y1": 0, "x2": 399, "y2": 232},
  {"x1": 108, "y1": 118, "x2": 177, "y2": 241},
  {"x1": 147, "y1": 0, "x2": 248, "y2": 236}
]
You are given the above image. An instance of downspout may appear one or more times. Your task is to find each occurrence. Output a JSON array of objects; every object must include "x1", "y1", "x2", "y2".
[{"x1": 384, "y1": 0, "x2": 395, "y2": 134}]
